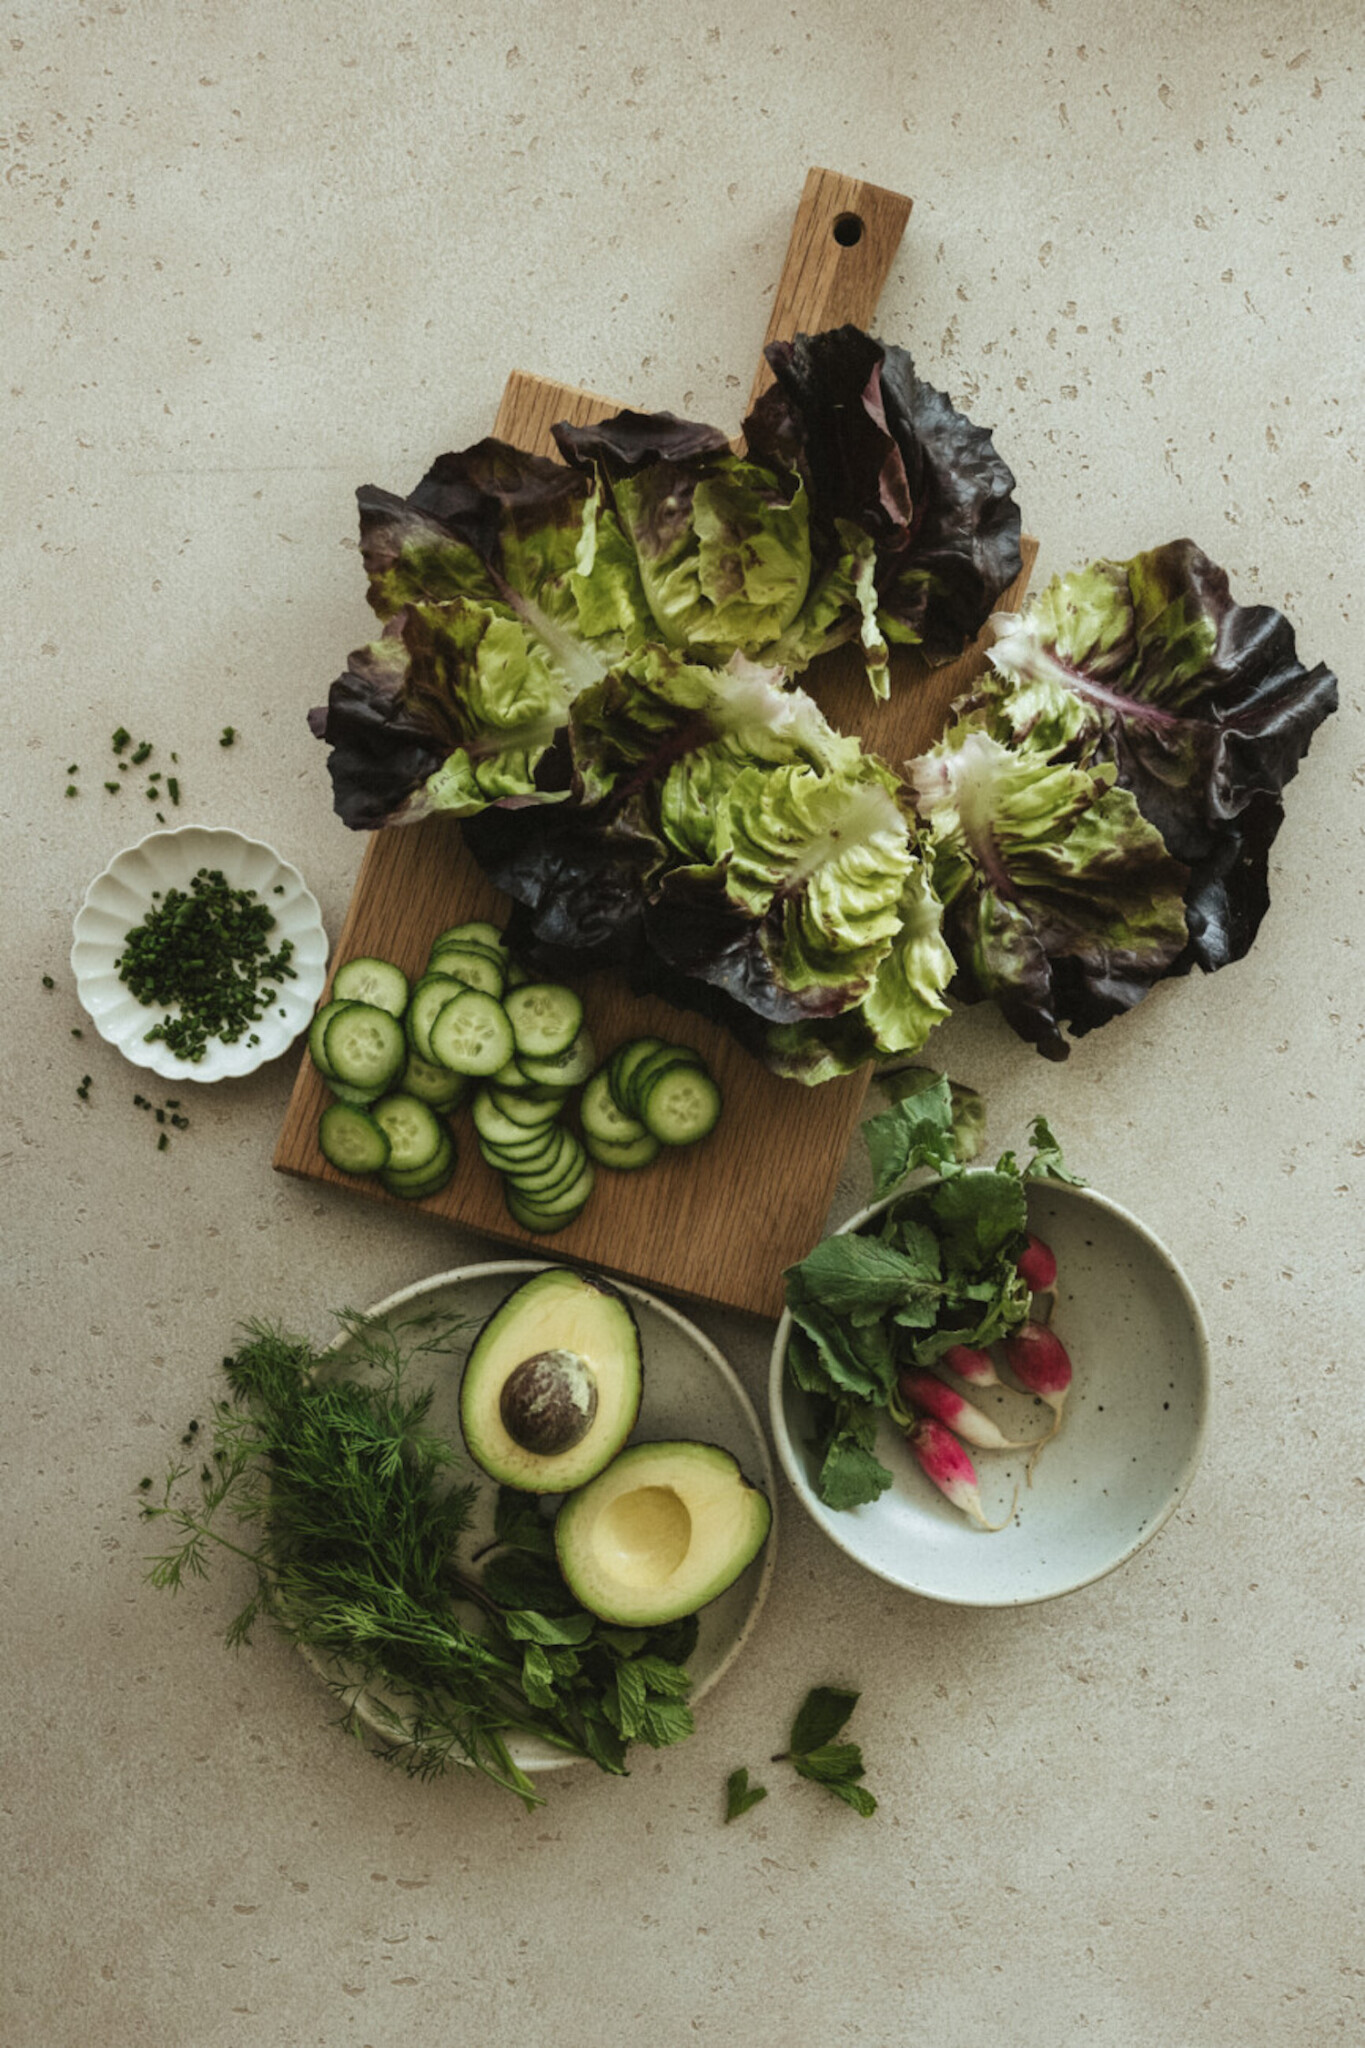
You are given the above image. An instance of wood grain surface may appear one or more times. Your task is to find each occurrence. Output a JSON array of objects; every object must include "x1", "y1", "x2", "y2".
[{"x1": 274, "y1": 170, "x2": 1036, "y2": 1320}]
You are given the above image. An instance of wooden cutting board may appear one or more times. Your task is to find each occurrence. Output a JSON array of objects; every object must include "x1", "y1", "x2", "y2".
[{"x1": 274, "y1": 168, "x2": 1037, "y2": 1320}]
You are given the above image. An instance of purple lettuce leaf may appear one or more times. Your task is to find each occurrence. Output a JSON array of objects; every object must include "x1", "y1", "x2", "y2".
[
  {"x1": 981, "y1": 541, "x2": 1340, "y2": 973},
  {"x1": 744, "y1": 325, "x2": 1023, "y2": 670}
]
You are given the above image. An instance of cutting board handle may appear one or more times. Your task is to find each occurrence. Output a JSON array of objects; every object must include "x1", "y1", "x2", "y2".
[{"x1": 746, "y1": 168, "x2": 913, "y2": 412}]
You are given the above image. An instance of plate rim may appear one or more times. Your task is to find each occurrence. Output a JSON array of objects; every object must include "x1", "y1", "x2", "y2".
[
  {"x1": 309, "y1": 1258, "x2": 779, "y2": 1772},
  {"x1": 768, "y1": 1176, "x2": 1211, "y2": 1608},
  {"x1": 69, "y1": 822, "x2": 328, "y2": 1080}
]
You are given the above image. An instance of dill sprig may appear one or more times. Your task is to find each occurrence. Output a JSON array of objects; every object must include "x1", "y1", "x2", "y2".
[{"x1": 140, "y1": 1314, "x2": 697, "y2": 1807}]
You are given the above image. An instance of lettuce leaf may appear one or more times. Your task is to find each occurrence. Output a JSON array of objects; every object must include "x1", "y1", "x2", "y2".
[
  {"x1": 909, "y1": 717, "x2": 1190, "y2": 1059},
  {"x1": 744, "y1": 326, "x2": 1022, "y2": 691},
  {"x1": 980, "y1": 541, "x2": 1339, "y2": 975}
]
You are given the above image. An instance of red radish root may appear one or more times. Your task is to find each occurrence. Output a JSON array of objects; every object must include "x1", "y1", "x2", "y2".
[
  {"x1": 897, "y1": 1369, "x2": 1043, "y2": 1453},
  {"x1": 939, "y1": 1342, "x2": 1001, "y2": 1388},
  {"x1": 1017, "y1": 1233, "x2": 1058, "y2": 1292},
  {"x1": 1002, "y1": 1321, "x2": 1073, "y2": 1477},
  {"x1": 907, "y1": 1416, "x2": 1017, "y2": 1532}
]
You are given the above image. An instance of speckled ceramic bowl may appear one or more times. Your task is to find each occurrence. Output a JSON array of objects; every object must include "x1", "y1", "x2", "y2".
[
  {"x1": 770, "y1": 1178, "x2": 1209, "y2": 1606},
  {"x1": 70, "y1": 825, "x2": 328, "y2": 1081}
]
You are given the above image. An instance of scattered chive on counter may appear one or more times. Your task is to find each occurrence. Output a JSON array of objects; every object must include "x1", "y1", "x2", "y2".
[{"x1": 115, "y1": 866, "x2": 296, "y2": 1063}]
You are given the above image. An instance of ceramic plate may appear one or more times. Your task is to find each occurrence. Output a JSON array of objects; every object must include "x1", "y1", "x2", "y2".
[
  {"x1": 770, "y1": 1179, "x2": 1209, "y2": 1606},
  {"x1": 70, "y1": 825, "x2": 328, "y2": 1081},
  {"x1": 307, "y1": 1261, "x2": 778, "y2": 1772}
]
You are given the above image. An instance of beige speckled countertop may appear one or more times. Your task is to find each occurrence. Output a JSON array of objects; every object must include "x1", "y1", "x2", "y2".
[{"x1": 5, "y1": 4, "x2": 1362, "y2": 2043}]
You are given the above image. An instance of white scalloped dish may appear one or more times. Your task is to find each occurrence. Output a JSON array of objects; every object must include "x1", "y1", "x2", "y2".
[{"x1": 71, "y1": 826, "x2": 329, "y2": 1082}]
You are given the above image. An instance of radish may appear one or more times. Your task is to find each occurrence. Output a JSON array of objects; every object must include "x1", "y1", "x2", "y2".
[
  {"x1": 939, "y1": 1341, "x2": 1000, "y2": 1388},
  {"x1": 906, "y1": 1416, "x2": 1016, "y2": 1531},
  {"x1": 1016, "y1": 1233, "x2": 1057, "y2": 1292},
  {"x1": 897, "y1": 1368, "x2": 1041, "y2": 1453},
  {"x1": 1002, "y1": 1321, "x2": 1072, "y2": 1416}
]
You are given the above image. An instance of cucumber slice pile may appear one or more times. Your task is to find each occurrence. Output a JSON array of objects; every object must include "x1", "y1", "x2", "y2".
[{"x1": 306, "y1": 934, "x2": 722, "y2": 1228}]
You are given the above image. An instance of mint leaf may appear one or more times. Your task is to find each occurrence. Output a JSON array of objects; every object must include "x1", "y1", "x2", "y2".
[
  {"x1": 818, "y1": 1777, "x2": 878, "y2": 1818},
  {"x1": 783, "y1": 1688, "x2": 877, "y2": 1816},
  {"x1": 794, "y1": 1739, "x2": 866, "y2": 1783},
  {"x1": 725, "y1": 1766, "x2": 769, "y2": 1822},
  {"x1": 638, "y1": 1696, "x2": 694, "y2": 1748},
  {"x1": 520, "y1": 1641, "x2": 558, "y2": 1709},
  {"x1": 499, "y1": 1607, "x2": 597, "y2": 1647},
  {"x1": 790, "y1": 1684, "x2": 860, "y2": 1754}
]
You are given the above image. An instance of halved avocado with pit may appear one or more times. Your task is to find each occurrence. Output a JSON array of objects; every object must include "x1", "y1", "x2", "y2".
[
  {"x1": 459, "y1": 1267, "x2": 642, "y2": 1493},
  {"x1": 554, "y1": 1440, "x2": 772, "y2": 1627}
]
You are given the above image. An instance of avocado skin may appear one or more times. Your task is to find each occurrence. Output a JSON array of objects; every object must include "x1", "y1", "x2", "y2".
[
  {"x1": 554, "y1": 1438, "x2": 772, "y2": 1627},
  {"x1": 459, "y1": 1267, "x2": 642, "y2": 1494}
]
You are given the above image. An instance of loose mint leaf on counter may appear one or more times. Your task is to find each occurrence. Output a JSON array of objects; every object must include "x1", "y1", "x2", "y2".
[
  {"x1": 790, "y1": 1686, "x2": 859, "y2": 1753},
  {"x1": 782, "y1": 1687, "x2": 877, "y2": 1818},
  {"x1": 725, "y1": 1766, "x2": 769, "y2": 1822}
]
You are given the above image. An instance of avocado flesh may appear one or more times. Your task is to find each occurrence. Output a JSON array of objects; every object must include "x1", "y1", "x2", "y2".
[
  {"x1": 460, "y1": 1267, "x2": 642, "y2": 1493},
  {"x1": 555, "y1": 1440, "x2": 771, "y2": 1626}
]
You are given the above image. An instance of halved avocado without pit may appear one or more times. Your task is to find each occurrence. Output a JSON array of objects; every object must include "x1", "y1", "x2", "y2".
[
  {"x1": 459, "y1": 1267, "x2": 643, "y2": 1494},
  {"x1": 554, "y1": 1440, "x2": 772, "y2": 1627}
]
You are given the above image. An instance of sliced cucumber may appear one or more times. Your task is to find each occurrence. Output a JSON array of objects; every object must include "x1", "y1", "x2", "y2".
[
  {"x1": 430, "y1": 921, "x2": 506, "y2": 954},
  {"x1": 607, "y1": 1036, "x2": 665, "y2": 1117},
  {"x1": 424, "y1": 944, "x2": 506, "y2": 998},
  {"x1": 504, "y1": 982, "x2": 583, "y2": 1060},
  {"x1": 639, "y1": 1063, "x2": 722, "y2": 1146},
  {"x1": 579, "y1": 1068, "x2": 648, "y2": 1146},
  {"x1": 371, "y1": 1093, "x2": 446, "y2": 1173},
  {"x1": 322, "y1": 1003, "x2": 407, "y2": 1094},
  {"x1": 488, "y1": 1086, "x2": 564, "y2": 1128},
  {"x1": 428, "y1": 990, "x2": 515, "y2": 1077},
  {"x1": 399, "y1": 1052, "x2": 468, "y2": 1112},
  {"x1": 318, "y1": 1102, "x2": 391, "y2": 1176},
  {"x1": 405, "y1": 974, "x2": 469, "y2": 1063},
  {"x1": 625, "y1": 1044, "x2": 706, "y2": 1122},
  {"x1": 472, "y1": 1088, "x2": 558, "y2": 1152},
  {"x1": 505, "y1": 1177, "x2": 593, "y2": 1234},
  {"x1": 516, "y1": 1027, "x2": 596, "y2": 1089},
  {"x1": 331, "y1": 956, "x2": 410, "y2": 1018},
  {"x1": 309, "y1": 997, "x2": 356, "y2": 1080},
  {"x1": 502, "y1": 1131, "x2": 582, "y2": 1196},
  {"x1": 326, "y1": 1077, "x2": 384, "y2": 1108},
  {"x1": 584, "y1": 1128, "x2": 661, "y2": 1171},
  {"x1": 381, "y1": 1136, "x2": 456, "y2": 1200}
]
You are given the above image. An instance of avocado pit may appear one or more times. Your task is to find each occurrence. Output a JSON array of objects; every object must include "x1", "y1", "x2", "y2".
[{"x1": 499, "y1": 1348, "x2": 599, "y2": 1457}]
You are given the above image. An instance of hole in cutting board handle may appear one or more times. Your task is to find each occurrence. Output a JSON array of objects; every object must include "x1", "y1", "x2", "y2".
[{"x1": 832, "y1": 212, "x2": 864, "y2": 247}]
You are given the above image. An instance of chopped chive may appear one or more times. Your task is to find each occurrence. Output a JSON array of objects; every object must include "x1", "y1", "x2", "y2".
[
  {"x1": 65, "y1": 785, "x2": 78, "y2": 796},
  {"x1": 131, "y1": 741, "x2": 152, "y2": 765},
  {"x1": 104, "y1": 781, "x2": 120, "y2": 794},
  {"x1": 111, "y1": 727, "x2": 130, "y2": 753},
  {"x1": 71, "y1": 1027, "x2": 83, "y2": 1038},
  {"x1": 219, "y1": 726, "x2": 236, "y2": 747},
  {"x1": 167, "y1": 777, "x2": 180, "y2": 805},
  {"x1": 42, "y1": 975, "x2": 54, "y2": 989},
  {"x1": 158, "y1": 1131, "x2": 169, "y2": 1151}
]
